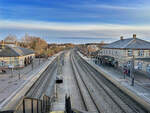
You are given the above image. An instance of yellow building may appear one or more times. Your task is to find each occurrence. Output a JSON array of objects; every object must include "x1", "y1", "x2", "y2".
[{"x1": 0, "y1": 44, "x2": 35, "y2": 69}]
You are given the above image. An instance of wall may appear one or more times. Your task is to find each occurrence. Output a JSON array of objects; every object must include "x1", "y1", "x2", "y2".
[
  {"x1": 100, "y1": 48, "x2": 150, "y2": 68},
  {"x1": 0, "y1": 54, "x2": 35, "y2": 68}
]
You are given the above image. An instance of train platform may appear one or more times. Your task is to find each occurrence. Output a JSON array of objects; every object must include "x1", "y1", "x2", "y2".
[
  {"x1": 0, "y1": 58, "x2": 46, "y2": 102},
  {"x1": 78, "y1": 51, "x2": 150, "y2": 111},
  {"x1": 51, "y1": 51, "x2": 85, "y2": 111},
  {"x1": 0, "y1": 53, "x2": 61, "y2": 110}
]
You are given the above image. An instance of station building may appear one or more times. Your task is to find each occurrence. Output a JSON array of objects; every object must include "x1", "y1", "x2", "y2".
[
  {"x1": 0, "y1": 42, "x2": 35, "y2": 69},
  {"x1": 98, "y1": 34, "x2": 150, "y2": 75}
]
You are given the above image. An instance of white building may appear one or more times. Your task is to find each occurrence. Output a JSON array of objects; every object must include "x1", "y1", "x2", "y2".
[{"x1": 99, "y1": 34, "x2": 150, "y2": 74}]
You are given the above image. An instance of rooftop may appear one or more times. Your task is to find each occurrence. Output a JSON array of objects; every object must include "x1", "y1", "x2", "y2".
[
  {"x1": 0, "y1": 44, "x2": 34, "y2": 57},
  {"x1": 102, "y1": 35, "x2": 150, "y2": 50}
]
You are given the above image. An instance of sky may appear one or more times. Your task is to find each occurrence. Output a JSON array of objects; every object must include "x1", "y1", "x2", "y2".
[{"x1": 0, "y1": 0, "x2": 150, "y2": 43}]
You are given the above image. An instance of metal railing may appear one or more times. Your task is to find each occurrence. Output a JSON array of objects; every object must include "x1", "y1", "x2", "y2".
[{"x1": 0, "y1": 95, "x2": 52, "y2": 113}]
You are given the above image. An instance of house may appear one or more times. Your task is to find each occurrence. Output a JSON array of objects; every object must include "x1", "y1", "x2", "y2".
[
  {"x1": 0, "y1": 42, "x2": 35, "y2": 69},
  {"x1": 98, "y1": 34, "x2": 150, "y2": 74}
]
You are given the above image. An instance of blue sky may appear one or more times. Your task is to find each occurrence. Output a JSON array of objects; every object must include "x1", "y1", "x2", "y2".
[{"x1": 0, "y1": 0, "x2": 150, "y2": 43}]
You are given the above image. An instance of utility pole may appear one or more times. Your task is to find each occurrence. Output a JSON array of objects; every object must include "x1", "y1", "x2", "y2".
[
  {"x1": 96, "y1": 54, "x2": 98, "y2": 64},
  {"x1": 31, "y1": 62, "x2": 34, "y2": 70},
  {"x1": 57, "y1": 56, "x2": 60, "y2": 75},
  {"x1": 11, "y1": 68, "x2": 13, "y2": 78},
  {"x1": 131, "y1": 51, "x2": 135, "y2": 86},
  {"x1": 39, "y1": 58, "x2": 40, "y2": 65},
  {"x1": 18, "y1": 68, "x2": 21, "y2": 80}
]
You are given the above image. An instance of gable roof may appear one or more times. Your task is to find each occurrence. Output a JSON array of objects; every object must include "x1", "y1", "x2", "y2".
[
  {"x1": 102, "y1": 38, "x2": 150, "y2": 49},
  {"x1": 0, "y1": 45, "x2": 34, "y2": 57}
]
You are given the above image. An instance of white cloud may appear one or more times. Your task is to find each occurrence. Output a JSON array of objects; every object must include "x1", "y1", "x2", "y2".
[
  {"x1": 1, "y1": 20, "x2": 150, "y2": 43},
  {"x1": 1, "y1": 20, "x2": 150, "y2": 31},
  {"x1": 83, "y1": 4, "x2": 138, "y2": 10}
]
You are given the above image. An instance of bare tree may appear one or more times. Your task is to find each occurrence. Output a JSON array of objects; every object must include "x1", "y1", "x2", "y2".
[{"x1": 4, "y1": 34, "x2": 17, "y2": 43}]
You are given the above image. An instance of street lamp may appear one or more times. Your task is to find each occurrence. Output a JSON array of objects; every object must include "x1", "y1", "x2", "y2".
[
  {"x1": 18, "y1": 65, "x2": 21, "y2": 80},
  {"x1": 131, "y1": 52, "x2": 135, "y2": 86},
  {"x1": 31, "y1": 58, "x2": 34, "y2": 71}
]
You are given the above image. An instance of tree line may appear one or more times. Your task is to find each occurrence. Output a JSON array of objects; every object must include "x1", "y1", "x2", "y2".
[{"x1": 1, "y1": 34, "x2": 75, "y2": 57}]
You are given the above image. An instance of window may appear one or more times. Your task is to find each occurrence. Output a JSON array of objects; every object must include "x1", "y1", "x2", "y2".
[
  {"x1": 106, "y1": 50, "x2": 108, "y2": 54},
  {"x1": 109, "y1": 50, "x2": 111, "y2": 54},
  {"x1": 112, "y1": 50, "x2": 114, "y2": 55},
  {"x1": 138, "y1": 50, "x2": 144, "y2": 56},
  {"x1": 115, "y1": 51, "x2": 118, "y2": 55},
  {"x1": 0, "y1": 61, "x2": 5, "y2": 67},
  {"x1": 137, "y1": 62, "x2": 143, "y2": 70},
  {"x1": 14, "y1": 57, "x2": 19, "y2": 66},
  {"x1": 103, "y1": 50, "x2": 105, "y2": 54},
  {"x1": 128, "y1": 50, "x2": 133, "y2": 56},
  {"x1": 147, "y1": 64, "x2": 150, "y2": 73}
]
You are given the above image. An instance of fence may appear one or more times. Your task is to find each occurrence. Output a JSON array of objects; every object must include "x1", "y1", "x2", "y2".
[{"x1": 0, "y1": 95, "x2": 52, "y2": 113}]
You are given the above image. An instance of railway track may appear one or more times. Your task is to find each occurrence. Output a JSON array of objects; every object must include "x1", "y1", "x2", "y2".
[
  {"x1": 25, "y1": 58, "x2": 57, "y2": 98},
  {"x1": 74, "y1": 51, "x2": 148, "y2": 113},
  {"x1": 75, "y1": 54, "x2": 129, "y2": 113},
  {"x1": 71, "y1": 52, "x2": 101, "y2": 113}
]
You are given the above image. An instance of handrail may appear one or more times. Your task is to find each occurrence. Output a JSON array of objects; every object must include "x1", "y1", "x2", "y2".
[{"x1": 0, "y1": 94, "x2": 52, "y2": 113}]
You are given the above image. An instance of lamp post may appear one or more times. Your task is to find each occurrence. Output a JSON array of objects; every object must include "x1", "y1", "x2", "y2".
[
  {"x1": 131, "y1": 52, "x2": 135, "y2": 86},
  {"x1": 18, "y1": 65, "x2": 21, "y2": 80},
  {"x1": 96, "y1": 54, "x2": 98, "y2": 65},
  {"x1": 31, "y1": 58, "x2": 34, "y2": 71},
  {"x1": 39, "y1": 58, "x2": 41, "y2": 65}
]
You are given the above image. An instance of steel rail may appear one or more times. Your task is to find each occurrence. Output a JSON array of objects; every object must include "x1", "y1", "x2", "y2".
[
  {"x1": 71, "y1": 52, "x2": 101, "y2": 113},
  {"x1": 76, "y1": 51, "x2": 148, "y2": 113}
]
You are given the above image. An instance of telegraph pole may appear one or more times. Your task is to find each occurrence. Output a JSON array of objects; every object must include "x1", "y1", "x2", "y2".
[
  {"x1": 31, "y1": 59, "x2": 34, "y2": 71},
  {"x1": 18, "y1": 65, "x2": 21, "y2": 80},
  {"x1": 131, "y1": 52, "x2": 135, "y2": 86},
  {"x1": 39, "y1": 58, "x2": 40, "y2": 65}
]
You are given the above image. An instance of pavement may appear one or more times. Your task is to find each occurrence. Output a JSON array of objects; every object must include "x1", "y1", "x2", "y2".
[
  {"x1": 78, "y1": 51, "x2": 150, "y2": 109},
  {"x1": 0, "y1": 54, "x2": 60, "y2": 110}
]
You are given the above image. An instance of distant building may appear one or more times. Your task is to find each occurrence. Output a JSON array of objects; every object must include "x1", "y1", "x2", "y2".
[
  {"x1": 87, "y1": 45, "x2": 99, "y2": 52},
  {"x1": 99, "y1": 34, "x2": 150, "y2": 75},
  {"x1": 0, "y1": 42, "x2": 35, "y2": 69}
]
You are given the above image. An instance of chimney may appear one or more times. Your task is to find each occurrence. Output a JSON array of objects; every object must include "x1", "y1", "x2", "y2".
[
  {"x1": 120, "y1": 36, "x2": 123, "y2": 40},
  {"x1": 133, "y1": 34, "x2": 136, "y2": 38}
]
